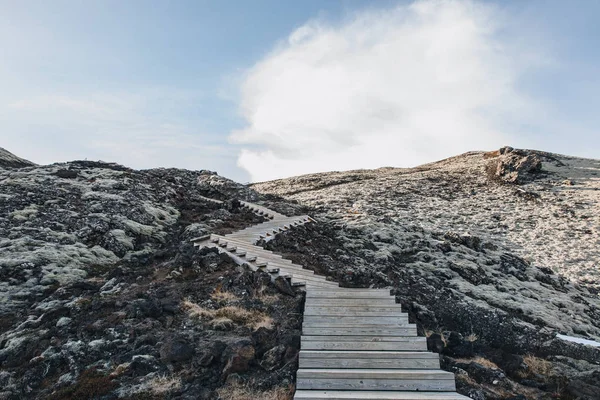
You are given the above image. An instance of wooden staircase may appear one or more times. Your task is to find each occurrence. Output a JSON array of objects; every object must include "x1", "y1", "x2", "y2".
[{"x1": 192, "y1": 201, "x2": 469, "y2": 400}]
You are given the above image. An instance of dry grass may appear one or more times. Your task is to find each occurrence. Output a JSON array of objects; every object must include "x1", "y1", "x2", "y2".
[
  {"x1": 217, "y1": 382, "x2": 293, "y2": 400},
  {"x1": 465, "y1": 333, "x2": 479, "y2": 343},
  {"x1": 182, "y1": 300, "x2": 273, "y2": 330},
  {"x1": 456, "y1": 356, "x2": 500, "y2": 370},
  {"x1": 255, "y1": 285, "x2": 279, "y2": 304},
  {"x1": 182, "y1": 299, "x2": 214, "y2": 319},
  {"x1": 211, "y1": 285, "x2": 239, "y2": 302},
  {"x1": 523, "y1": 354, "x2": 553, "y2": 377},
  {"x1": 147, "y1": 375, "x2": 182, "y2": 394}
]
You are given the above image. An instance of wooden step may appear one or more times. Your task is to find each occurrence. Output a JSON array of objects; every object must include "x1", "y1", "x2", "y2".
[
  {"x1": 299, "y1": 351, "x2": 440, "y2": 369},
  {"x1": 303, "y1": 327, "x2": 417, "y2": 336},
  {"x1": 307, "y1": 292, "x2": 394, "y2": 299},
  {"x1": 301, "y1": 339, "x2": 427, "y2": 351},
  {"x1": 296, "y1": 369, "x2": 456, "y2": 391},
  {"x1": 266, "y1": 261, "x2": 315, "y2": 275},
  {"x1": 294, "y1": 390, "x2": 469, "y2": 399},
  {"x1": 306, "y1": 299, "x2": 398, "y2": 306},
  {"x1": 255, "y1": 262, "x2": 268, "y2": 268},
  {"x1": 305, "y1": 305, "x2": 403, "y2": 313},
  {"x1": 303, "y1": 316, "x2": 408, "y2": 326},
  {"x1": 304, "y1": 310, "x2": 407, "y2": 317}
]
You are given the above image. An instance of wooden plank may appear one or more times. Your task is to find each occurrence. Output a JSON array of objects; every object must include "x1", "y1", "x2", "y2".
[
  {"x1": 304, "y1": 310, "x2": 407, "y2": 317},
  {"x1": 303, "y1": 316, "x2": 408, "y2": 325},
  {"x1": 308, "y1": 289, "x2": 391, "y2": 295},
  {"x1": 293, "y1": 390, "x2": 470, "y2": 399},
  {"x1": 299, "y1": 357, "x2": 440, "y2": 370},
  {"x1": 305, "y1": 282, "x2": 341, "y2": 289},
  {"x1": 305, "y1": 299, "x2": 398, "y2": 306},
  {"x1": 300, "y1": 340, "x2": 427, "y2": 351},
  {"x1": 299, "y1": 351, "x2": 438, "y2": 359},
  {"x1": 297, "y1": 369, "x2": 453, "y2": 380},
  {"x1": 303, "y1": 327, "x2": 417, "y2": 336},
  {"x1": 263, "y1": 260, "x2": 313, "y2": 271},
  {"x1": 307, "y1": 292, "x2": 394, "y2": 299},
  {"x1": 302, "y1": 336, "x2": 421, "y2": 342},
  {"x1": 305, "y1": 305, "x2": 403, "y2": 313},
  {"x1": 296, "y1": 378, "x2": 455, "y2": 392}
]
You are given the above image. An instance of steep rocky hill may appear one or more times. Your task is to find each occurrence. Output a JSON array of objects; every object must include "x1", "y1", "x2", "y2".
[
  {"x1": 0, "y1": 156, "x2": 302, "y2": 399},
  {"x1": 253, "y1": 147, "x2": 600, "y2": 399}
]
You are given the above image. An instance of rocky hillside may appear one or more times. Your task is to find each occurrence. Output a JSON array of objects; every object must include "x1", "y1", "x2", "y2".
[
  {"x1": 253, "y1": 147, "x2": 600, "y2": 400},
  {"x1": 0, "y1": 156, "x2": 303, "y2": 399},
  {"x1": 0, "y1": 147, "x2": 36, "y2": 169},
  {"x1": 2, "y1": 146, "x2": 599, "y2": 400}
]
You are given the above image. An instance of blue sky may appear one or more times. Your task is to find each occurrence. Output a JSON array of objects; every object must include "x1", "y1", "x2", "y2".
[{"x1": 1, "y1": 0, "x2": 599, "y2": 182}]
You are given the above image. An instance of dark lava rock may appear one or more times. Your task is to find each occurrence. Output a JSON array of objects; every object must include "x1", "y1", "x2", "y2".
[
  {"x1": 160, "y1": 338, "x2": 195, "y2": 363},
  {"x1": 222, "y1": 340, "x2": 255, "y2": 377},
  {"x1": 260, "y1": 345, "x2": 286, "y2": 371},
  {"x1": 54, "y1": 169, "x2": 78, "y2": 179},
  {"x1": 427, "y1": 333, "x2": 445, "y2": 353},
  {"x1": 273, "y1": 276, "x2": 295, "y2": 296}
]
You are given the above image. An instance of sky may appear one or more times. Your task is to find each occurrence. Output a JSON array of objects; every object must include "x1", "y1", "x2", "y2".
[{"x1": 1, "y1": 0, "x2": 599, "y2": 182}]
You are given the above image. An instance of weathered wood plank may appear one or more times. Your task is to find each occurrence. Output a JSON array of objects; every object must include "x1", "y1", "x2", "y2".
[
  {"x1": 303, "y1": 316, "x2": 408, "y2": 325},
  {"x1": 299, "y1": 351, "x2": 438, "y2": 359},
  {"x1": 297, "y1": 369, "x2": 453, "y2": 380},
  {"x1": 296, "y1": 378, "x2": 456, "y2": 392},
  {"x1": 304, "y1": 310, "x2": 407, "y2": 317},
  {"x1": 302, "y1": 336, "x2": 421, "y2": 342},
  {"x1": 307, "y1": 292, "x2": 394, "y2": 299},
  {"x1": 305, "y1": 299, "x2": 398, "y2": 306},
  {"x1": 303, "y1": 327, "x2": 416, "y2": 336},
  {"x1": 293, "y1": 390, "x2": 469, "y2": 399},
  {"x1": 300, "y1": 341, "x2": 427, "y2": 351}
]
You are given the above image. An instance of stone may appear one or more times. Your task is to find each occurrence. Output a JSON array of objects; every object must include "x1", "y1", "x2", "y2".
[
  {"x1": 160, "y1": 339, "x2": 195, "y2": 363},
  {"x1": 55, "y1": 317, "x2": 72, "y2": 328},
  {"x1": 54, "y1": 169, "x2": 78, "y2": 179},
  {"x1": 427, "y1": 333, "x2": 445, "y2": 354},
  {"x1": 273, "y1": 276, "x2": 295, "y2": 296},
  {"x1": 260, "y1": 345, "x2": 286, "y2": 371},
  {"x1": 222, "y1": 340, "x2": 255, "y2": 377}
]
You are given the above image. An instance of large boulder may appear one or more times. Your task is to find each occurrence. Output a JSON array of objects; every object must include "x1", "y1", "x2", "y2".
[{"x1": 485, "y1": 147, "x2": 542, "y2": 184}]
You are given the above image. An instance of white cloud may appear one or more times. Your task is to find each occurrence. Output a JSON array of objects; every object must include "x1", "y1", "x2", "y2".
[{"x1": 231, "y1": 0, "x2": 544, "y2": 182}]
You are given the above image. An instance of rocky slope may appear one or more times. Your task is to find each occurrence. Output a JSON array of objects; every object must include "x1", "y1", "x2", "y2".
[
  {"x1": 2, "y1": 146, "x2": 599, "y2": 400},
  {"x1": 0, "y1": 148, "x2": 36, "y2": 169},
  {"x1": 253, "y1": 147, "x2": 600, "y2": 400},
  {"x1": 0, "y1": 156, "x2": 303, "y2": 399}
]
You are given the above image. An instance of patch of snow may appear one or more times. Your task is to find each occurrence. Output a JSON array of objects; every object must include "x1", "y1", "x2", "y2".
[{"x1": 557, "y1": 334, "x2": 600, "y2": 347}]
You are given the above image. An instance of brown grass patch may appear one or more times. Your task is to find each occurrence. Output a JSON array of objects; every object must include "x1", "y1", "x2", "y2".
[
  {"x1": 217, "y1": 383, "x2": 293, "y2": 400},
  {"x1": 255, "y1": 286, "x2": 279, "y2": 304},
  {"x1": 523, "y1": 354, "x2": 553, "y2": 377},
  {"x1": 145, "y1": 375, "x2": 182, "y2": 394},
  {"x1": 211, "y1": 285, "x2": 239, "y2": 302},
  {"x1": 456, "y1": 356, "x2": 500, "y2": 369},
  {"x1": 483, "y1": 150, "x2": 501, "y2": 159},
  {"x1": 182, "y1": 300, "x2": 273, "y2": 330}
]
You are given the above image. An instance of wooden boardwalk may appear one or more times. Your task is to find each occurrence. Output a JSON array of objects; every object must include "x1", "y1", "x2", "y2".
[{"x1": 193, "y1": 201, "x2": 469, "y2": 400}]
